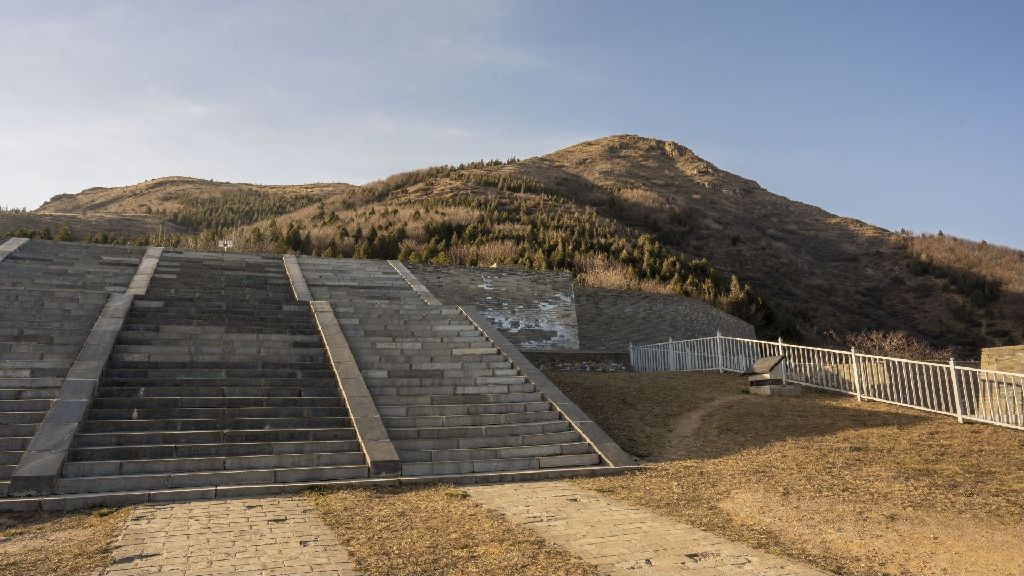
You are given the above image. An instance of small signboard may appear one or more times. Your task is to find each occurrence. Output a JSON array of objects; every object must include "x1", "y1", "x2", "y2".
[{"x1": 218, "y1": 239, "x2": 234, "y2": 251}]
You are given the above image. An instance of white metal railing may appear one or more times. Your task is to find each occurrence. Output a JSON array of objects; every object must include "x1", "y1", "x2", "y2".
[{"x1": 629, "y1": 332, "x2": 1024, "y2": 430}]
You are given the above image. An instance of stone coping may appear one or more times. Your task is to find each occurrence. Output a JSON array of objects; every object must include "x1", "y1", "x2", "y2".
[
  {"x1": 0, "y1": 236, "x2": 29, "y2": 262},
  {"x1": 309, "y1": 300, "x2": 401, "y2": 477},
  {"x1": 0, "y1": 465, "x2": 631, "y2": 512},
  {"x1": 388, "y1": 259, "x2": 442, "y2": 305},
  {"x1": 458, "y1": 306, "x2": 637, "y2": 468},
  {"x1": 282, "y1": 254, "x2": 312, "y2": 301},
  {"x1": 8, "y1": 248, "x2": 163, "y2": 496}
]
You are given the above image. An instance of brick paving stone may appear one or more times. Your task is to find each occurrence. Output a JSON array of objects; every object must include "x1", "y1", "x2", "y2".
[
  {"x1": 466, "y1": 481, "x2": 833, "y2": 576},
  {"x1": 98, "y1": 496, "x2": 358, "y2": 576}
]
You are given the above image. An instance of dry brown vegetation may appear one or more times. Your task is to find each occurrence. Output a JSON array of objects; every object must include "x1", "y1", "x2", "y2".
[
  {"x1": 551, "y1": 371, "x2": 1024, "y2": 576},
  {"x1": 10, "y1": 134, "x2": 1023, "y2": 355},
  {"x1": 310, "y1": 484, "x2": 598, "y2": 576},
  {"x1": 0, "y1": 507, "x2": 131, "y2": 575}
]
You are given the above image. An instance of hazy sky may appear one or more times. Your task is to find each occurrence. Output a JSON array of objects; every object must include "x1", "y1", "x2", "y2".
[{"x1": 1, "y1": 0, "x2": 1021, "y2": 247}]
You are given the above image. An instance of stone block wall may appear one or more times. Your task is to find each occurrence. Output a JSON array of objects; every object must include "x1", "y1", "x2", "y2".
[
  {"x1": 408, "y1": 263, "x2": 580, "y2": 350},
  {"x1": 981, "y1": 345, "x2": 1024, "y2": 373},
  {"x1": 574, "y1": 286, "x2": 756, "y2": 352}
]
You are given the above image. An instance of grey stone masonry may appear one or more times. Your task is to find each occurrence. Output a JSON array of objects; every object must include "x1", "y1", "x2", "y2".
[
  {"x1": 283, "y1": 254, "x2": 312, "y2": 302},
  {"x1": 0, "y1": 237, "x2": 29, "y2": 262},
  {"x1": 0, "y1": 240, "x2": 146, "y2": 497},
  {"x1": 50, "y1": 250, "x2": 369, "y2": 497},
  {"x1": 310, "y1": 300, "x2": 401, "y2": 476},
  {"x1": 9, "y1": 292, "x2": 134, "y2": 496},
  {"x1": 575, "y1": 286, "x2": 756, "y2": 352},
  {"x1": 460, "y1": 306, "x2": 635, "y2": 468},
  {"x1": 389, "y1": 260, "x2": 442, "y2": 305},
  {"x1": 298, "y1": 256, "x2": 625, "y2": 479},
  {"x1": 407, "y1": 263, "x2": 580, "y2": 351},
  {"x1": 285, "y1": 254, "x2": 402, "y2": 475},
  {"x1": 9, "y1": 247, "x2": 162, "y2": 496}
]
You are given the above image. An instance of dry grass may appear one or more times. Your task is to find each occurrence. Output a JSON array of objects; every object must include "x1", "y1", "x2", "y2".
[
  {"x1": 0, "y1": 507, "x2": 131, "y2": 575},
  {"x1": 550, "y1": 371, "x2": 1024, "y2": 576},
  {"x1": 309, "y1": 484, "x2": 598, "y2": 576}
]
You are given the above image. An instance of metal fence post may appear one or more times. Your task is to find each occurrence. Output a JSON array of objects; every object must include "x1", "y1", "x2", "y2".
[
  {"x1": 629, "y1": 342, "x2": 635, "y2": 371},
  {"x1": 715, "y1": 331, "x2": 723, "y2": 373},
  {"x1": 949, "y1": 358, "x2": 964, "y2": 423},
  {"x1": 668, "y1": 338, "x2": 676, "y2": 371},
  {"x1": 851, "y1": 347, "x2": 863, "y2": 401},
  {"x1": 778, "y1": 337, "x2": 786, "y2": 384}
]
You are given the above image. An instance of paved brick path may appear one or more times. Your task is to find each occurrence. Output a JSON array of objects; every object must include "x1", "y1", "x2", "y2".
[
  {"x1": 467, "y1": 481, "x2": 833, "y2": 576},
  {"x1": 100, "y1": 496, "x2": 358, "y2": 576}
]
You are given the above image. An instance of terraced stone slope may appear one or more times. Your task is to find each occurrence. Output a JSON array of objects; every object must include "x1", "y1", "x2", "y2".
[
  {"x1": 0, "y1": 240, "x2": 144, "y2": 497},
  {"x1": 57, "y1": 251, "x2": 367, "y2": 495},
  {"x1": 299, "y1": 256, "x2": 604, "y2": 477}
]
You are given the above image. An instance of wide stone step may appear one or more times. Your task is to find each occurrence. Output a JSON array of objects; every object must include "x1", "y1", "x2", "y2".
[
  {"x1": 90, "y1": 396, "x2": 342, "y2": 410},
  {"x1": 399, "y1": 441, "x2": 593, "y2": 463},
  {"x1": 82, "y1": 416, "x2": 351, "y2": 433},
  {"x1": 385, "y1": 420, "x2": 574, "y2": 440},
  {"x1": 62, "y1": 451, "x2": 365, "y2": 477},
  {"x1": 383, "y1": 410, "x2": 561, "y2": 429},
  {"x1": 0, "y1": 388, "x2": 59, "y2": 400},
  {"x1": 0, "y1": 437, "x2": 30, "y2": 451},
  {"x1": 55, "y1": 464, "x2": 369, "y2": 493},
  {"x1": 0, "y1": 399, "x2": 49, "y2": 412},
  {"x1": 0, "y1": 377, "x2": 64, "y2": 389},
  {"x1": 96, "y1": 386, "x2": 339, "y2": 398},
  {"x1": 106, "y1": 359, "x2": 328, "y2": 370},
  {"x1": 0, "y1": 411, "x2": 46, "y2": 425},
  {"x1": 372, "y1": 391, "x2": 545, "y2": 406},
  {"x1": 99, "y1": 377, "x2": 337, "y2": 387},
  {"x1": 69, "y1": 439, "x2": 362, "y2": 462},
  {"x1": 400, "y1": 453, "x2": 600, "y2": 476},
  {"x1": 102, "y1": 368, "x2": 334, "y2": 379},
  {"x1": 87, "y1": 405, "x2": 345, "y2": 420},
  {"x1": 377, "y1": 401, "x2": 552, "y2": 417},
  {"x1": 73, "y1": 427, "x2": 358, "y2": 447}
]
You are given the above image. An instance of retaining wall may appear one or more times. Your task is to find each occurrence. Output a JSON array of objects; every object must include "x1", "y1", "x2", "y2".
[
  {"x1": 981, "y1": 345, "x2": 1024, "y2": 373},
  {"x1": 574, "y1": 286, "x2": 756, "y2": 352},
  {"x1": 408, "y1": 264, "x2": 579, "y2": 350}
]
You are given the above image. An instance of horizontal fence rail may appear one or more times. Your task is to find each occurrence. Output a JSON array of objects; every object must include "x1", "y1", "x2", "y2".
[{"x1": 630, "y1": 333, "x2": 1024, "y2": 431}]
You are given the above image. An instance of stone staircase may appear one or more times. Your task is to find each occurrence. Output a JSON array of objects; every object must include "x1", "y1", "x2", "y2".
[
  {"x1": 298, "y1": 257, "x2": 603, "y2": 477},
  {"x1": 0, "y1": 240, "x2": 144, "y2": 497},
  {"x1": 56, "y1": 251, "x2": 367, "y2": 495}
]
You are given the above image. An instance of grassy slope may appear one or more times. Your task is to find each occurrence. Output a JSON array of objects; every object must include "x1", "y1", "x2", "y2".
[{"x1": 553, "y1": 371, "x2": 1024, "y2": 576}]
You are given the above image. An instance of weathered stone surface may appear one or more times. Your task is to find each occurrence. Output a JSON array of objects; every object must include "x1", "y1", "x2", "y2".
[
  {"x1": 409, "y1": 263, "x2": 580, "y2": 350},
  {"x1": 98, "y1": 497, "x2": 359, "y2": 575},
  {"x1": 981, "y1": 345, "x2": 1024, "y2": 373}
]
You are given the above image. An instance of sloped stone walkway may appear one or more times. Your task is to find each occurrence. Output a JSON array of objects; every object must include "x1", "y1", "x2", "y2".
[
  {"x1": 100, "y1": 496, "x2": 358, "y2": 576},
  {"x1": 466, "y1": 481, "x2": 833, "y2": 576}
]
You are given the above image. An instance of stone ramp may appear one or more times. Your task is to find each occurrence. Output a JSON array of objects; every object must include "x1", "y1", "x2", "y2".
[
  {"x1": 467, "y1": 481, "x2": 833, "y2": 576},
  {"x1": 0, "y1": 240, "x2": 145, "y2": 497},
  {"x1": 101, "y1": 496, "x2": 358, "y2": 576},
  {"x1": 298, "y1": 256, "x2": 625, "y2": 477},
  {"x1": 56, "y1": 251, "x2": 368, "y2": 496}
]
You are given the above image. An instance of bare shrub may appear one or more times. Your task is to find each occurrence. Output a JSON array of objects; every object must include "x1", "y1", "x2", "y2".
[
  {"x1": 573, "y1": 253, "x2": 639, "y2": 291},
  {"x1": 447, "y1": 240, "x2": 518, "y2": 266},
  {"x1": 825, "y1": 330, "x2": 955, "y2": 362}
]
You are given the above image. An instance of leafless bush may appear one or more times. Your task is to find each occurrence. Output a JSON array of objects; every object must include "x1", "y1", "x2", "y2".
[{"x1": 825, "y1": 329, "x2": 955, "y2": 362}]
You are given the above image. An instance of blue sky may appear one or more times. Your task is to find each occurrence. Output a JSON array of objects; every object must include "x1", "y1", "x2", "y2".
[{"x1": 1, "y1": 0, "x2": 1021, "y2": 247}]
